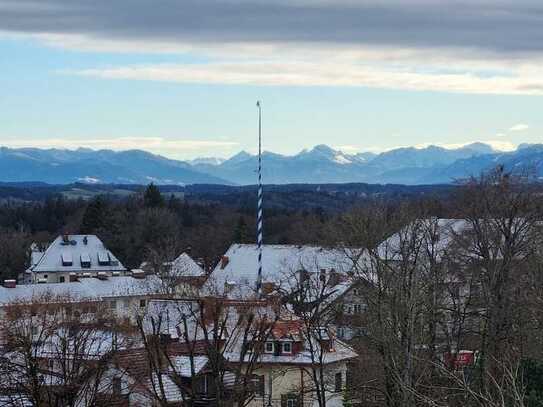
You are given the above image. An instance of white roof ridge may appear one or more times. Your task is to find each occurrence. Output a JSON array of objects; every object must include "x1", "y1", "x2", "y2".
[{"x1": 32, "y1": 235, "x2": 61, "y2": 271}]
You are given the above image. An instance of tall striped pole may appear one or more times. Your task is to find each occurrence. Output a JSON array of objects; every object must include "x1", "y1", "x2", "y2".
[{"x1": 256, "y1": 101, "x2": 263, "y2": 297}]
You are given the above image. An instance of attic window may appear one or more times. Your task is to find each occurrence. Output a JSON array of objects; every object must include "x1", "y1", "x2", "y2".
[
  {"x1": 98, "y1": 251, "x2": 111, "y2": 266},
  {"x1": 80, "y1": 253, "x2": 91, "y2": 268},
  {"x1": 61, "y1": 252, "x2": 73, "y2": 267},
  {"x1": 265, "y1": 342, "x2": 274, "y2": 353}
]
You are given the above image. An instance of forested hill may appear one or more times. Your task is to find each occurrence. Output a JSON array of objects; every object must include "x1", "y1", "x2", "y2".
[{"x1": 0, "y1": 182, "x2": 456, "y2": 211}]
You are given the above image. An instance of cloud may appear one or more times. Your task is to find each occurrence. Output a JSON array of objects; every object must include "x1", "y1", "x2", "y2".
[
  {"x1": 2, "y1": 1, "x2": 543, "y2": 53},
  {"x1": 414, "y1": 140, "x2": 517, "y2": 152},
  {"x1": 509, "y1": 123, "x2": 530, "y2": 131},
  {"x1": 68, "y1": 59, "x2": 543, "y2": 94},
  {"x1": 0, "y1": 137, "x2": 239, "y2": 159},
  {"x1": 5, "y1": 1, "x2": 543, "y2": 94}
]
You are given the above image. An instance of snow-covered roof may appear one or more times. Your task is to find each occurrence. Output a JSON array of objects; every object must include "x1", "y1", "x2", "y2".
[
  {"x1": 169, "y1": 253, "x2": 205, "y2": 277},
  {"x1": 0, "y1": 275, "x2": 161, "y2": 305},
  {"x1": 377, "y1": 218, "x2": 469, "y2": 261},
  {"x1": 223, "y1": 318, "x2": 358, "y2": 366},
  {"x1": 172, "y1": 356, "x2": 208, "y2": 377},
  {"x1": 28, "y1": 235, "x2": 126, "y2": 273},
  {"x1": 205, "y1": 244, "x2": 363, "y2": 298}
]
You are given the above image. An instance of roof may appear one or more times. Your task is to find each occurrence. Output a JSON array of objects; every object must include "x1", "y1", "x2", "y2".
[
  {"x1": 205, "y1": 244, "x2": 363, "y2": 298},
  {"x1": 0, "y1": 275, "x2": 161, "y2": 305},
  {"x1": 378, "y1": 219, "x2": 468, "y2": 260},
  {"x1": 28, "y1": 235, "x2": 126, "y2": 273},
  {"x1": 171, "y1": 355, "x2": 208, "y2": 377},
  {"x1": 167, "y1": 253, "x2": 206, "y2": 277},
  {"x1": 223, "y1": 317, "x2": 358, "y2": 366}
]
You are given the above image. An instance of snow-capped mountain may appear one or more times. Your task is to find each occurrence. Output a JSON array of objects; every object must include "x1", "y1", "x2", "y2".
[{"x1": 0, "y1": 142, "x2": 541, "y2": 185}]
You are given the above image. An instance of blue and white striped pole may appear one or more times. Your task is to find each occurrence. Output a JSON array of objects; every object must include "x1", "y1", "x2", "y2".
[{"x1": 256, "y1": 101, "x2": 263, "y2": 297}]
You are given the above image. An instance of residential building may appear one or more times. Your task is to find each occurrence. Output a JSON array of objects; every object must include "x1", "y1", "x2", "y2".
[{"x1": 23, "y1": 234, "x2": 127, "y2": 284}]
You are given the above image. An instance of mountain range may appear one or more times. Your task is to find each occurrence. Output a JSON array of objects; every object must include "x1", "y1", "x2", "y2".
[{"x1": 0, "y1": 143, "x2": 542, "y2": 186}]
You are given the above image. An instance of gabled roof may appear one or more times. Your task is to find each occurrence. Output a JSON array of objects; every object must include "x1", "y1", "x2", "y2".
[
  {"x1": 205, "y1": 244, "x2": 363, "y2": 298},
  {"x1": 169, "y1": 253, "x2": 205, "y2": 277},
  {"x1": 28, "y1": 235, "x2": 126, "y2": 273}
]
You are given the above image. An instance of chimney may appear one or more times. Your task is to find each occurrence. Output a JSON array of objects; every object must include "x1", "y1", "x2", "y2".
[
  {"x1": 3, "y1": 280, "x2": 16, "y2": 288},
  {"x1": 262, "y1": 282, "x2": 276, "y2": 295},
  {"x1": 62, "y1": 234, "x2": 70, "y2": 245},
  {"x1": 83, "y1": 236, "x2": 88, "y2": 245},
  {"x1": 220, "y1": 256, "x2": 230, "y2": 270}
]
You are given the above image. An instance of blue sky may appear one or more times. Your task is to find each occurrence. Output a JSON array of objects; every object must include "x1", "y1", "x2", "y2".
[{"x1": 0, "y1": 1, "x2": 542, "y2": 159}]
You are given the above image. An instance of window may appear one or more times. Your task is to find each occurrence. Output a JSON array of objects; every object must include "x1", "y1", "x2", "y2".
[
  {"x1": 98, "y1": 251, "x2": 111, "y2": 266},
  {"x1": 337, "y1": 327, "x2": 345, "y2": 339},
  {"x1": 109, "y1": 301, "x2": 117, "y2": 310},
  {"x1": 265, "y1": 342, "x2": 274, "y2": 353},
  {"x1": 282, "y1": 342, "x2": 292, "y2": 354},
  {"x1": 282, "y1": 394, "x2": 298, "y2": 407},
  {"x1": 112, "y1": 377, "x2": 122, "y2": 395},
  {"x1": 59, "y1": 276, "x2": 65, "y2": 283},
  {"x1": 80, "y1": 253, "x2": 91, "y2": 268},
  {"x1": 139, "y1": 299, "x2": 146, "y2": 308},
  {"x1": 353, "y1": 303, "x2": 365, "y2": 314},
  {"x1": 61, "y1": 252, "x2": 73, "y2": 266},
  {"x1": 335, "y1": 372, "x2": 342, "y2": 392},
  {"x1": 353, "y1": 288, "x2": 361, "y2": 296}
]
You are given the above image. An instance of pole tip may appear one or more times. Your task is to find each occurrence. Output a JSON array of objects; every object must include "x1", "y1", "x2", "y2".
[{"x1": 256, "y1": 100, "x2": 261, "y2": 107}]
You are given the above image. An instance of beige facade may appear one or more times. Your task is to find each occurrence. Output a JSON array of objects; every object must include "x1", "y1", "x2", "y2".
[{"x1": 247, "y1": 363, "x2": 348, "y2": 407}]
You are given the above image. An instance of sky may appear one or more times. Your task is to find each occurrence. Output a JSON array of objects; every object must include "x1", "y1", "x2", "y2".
[{"x1": 0, "y1": 0, "x2": 542, "y2": 160}]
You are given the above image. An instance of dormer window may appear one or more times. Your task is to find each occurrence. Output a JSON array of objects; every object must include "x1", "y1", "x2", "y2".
[
  {"x1": 282, "y1": 342, "x2": 292, "y2": 354},
  {"x1": 80, "y1": 253, "x2": 91, "y2": 268},
  {"x1": 265, "y1": 342, "x2": 274, "y2": 353},
  {"x1": 61, "y1": 252, "x2": 73, "y2": 267},
  {"x1": 98, "y1": 251, "x2": 111, "y2": 266}
]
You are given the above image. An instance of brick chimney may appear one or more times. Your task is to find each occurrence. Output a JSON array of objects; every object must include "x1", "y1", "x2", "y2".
[{"x1": 220, "y1": 256, "x2": 230, "y2": 269}]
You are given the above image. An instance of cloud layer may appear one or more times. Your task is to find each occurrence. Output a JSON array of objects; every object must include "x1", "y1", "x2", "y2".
[
  {"x1": 3, "y1": 1, "x2": 543, "y2": 93},
  {"x1": 2, "y1": 1, "x2": 543, "y2": 52}
]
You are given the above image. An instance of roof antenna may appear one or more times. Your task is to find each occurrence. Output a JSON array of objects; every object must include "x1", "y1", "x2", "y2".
[{"x1": 255, "y1": 101, "x2": 263, "y2": 298}]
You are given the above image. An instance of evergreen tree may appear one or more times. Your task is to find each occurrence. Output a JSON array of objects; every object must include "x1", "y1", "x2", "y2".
[
  {"x1": 233, "y1": 215, "x2": 249, "y2": 243},
  {"x1": 143, "y1": 183, "x2": 165, "y2": 208},
  {"x1": 80, "y1": 196, "x2": 107, "y2": 233}
]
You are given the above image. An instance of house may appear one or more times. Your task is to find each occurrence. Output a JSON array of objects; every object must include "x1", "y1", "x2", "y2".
[
  {"x1": 0, "y1": 274, "x2": 166, "y2": 327},
  {"x1": 23, "y1": 234, "x2": 127, "y2": 284},
  {"x1": 224, "y1": 317, "x2": 358, "y2": 407},
  {"x1": 205, "y1": 244, "x2": 363, "y2": 299},
  {"x1": 140, "y1": 252, "x2": 208, "y2": 295}
]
